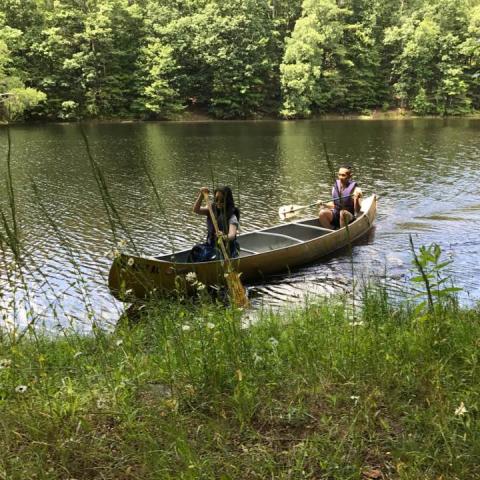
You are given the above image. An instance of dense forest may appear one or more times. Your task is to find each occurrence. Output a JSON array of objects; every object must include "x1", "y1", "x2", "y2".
[{"x1": 0, "y1": 0, "x2": 479, "y2": 121}]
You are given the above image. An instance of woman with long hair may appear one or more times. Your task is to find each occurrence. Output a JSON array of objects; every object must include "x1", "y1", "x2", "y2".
[{"x1": 191, "y1": 185, "x2": 240, "y2": 261}]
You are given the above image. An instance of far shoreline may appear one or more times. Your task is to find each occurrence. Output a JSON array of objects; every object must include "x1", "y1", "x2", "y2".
[{"x1": 2, "y1": 109, "x2": 480, "y2": 126}]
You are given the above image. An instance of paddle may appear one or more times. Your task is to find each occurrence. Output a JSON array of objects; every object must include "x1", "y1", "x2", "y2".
[
  {"x1": 203, "y1": 192, "x2": 249, "y2": 308},
  {"x1": 278, "y1": 201, "x2": 324, "y2": 219},
  {"x1": 278, "y1": 194, "x2": 357, "y2": 220}
]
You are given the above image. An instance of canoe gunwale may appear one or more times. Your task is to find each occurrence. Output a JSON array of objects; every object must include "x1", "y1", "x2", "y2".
[{"x1": 150, "y1": 194, "x2": 376, "y2": 266}]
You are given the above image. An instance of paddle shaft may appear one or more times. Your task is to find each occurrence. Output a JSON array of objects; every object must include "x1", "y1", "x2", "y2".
[
  {"x1": 280, "y1": 193, "x2": 358, "y2": 215},
  {"x1": 203, "y1": 192, "x2": 232, "y2": 266}
]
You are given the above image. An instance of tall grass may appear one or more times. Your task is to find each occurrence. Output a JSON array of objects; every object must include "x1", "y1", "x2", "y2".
[{"x1": 1, "y1": 289, "x2": 479, "y2": 479}]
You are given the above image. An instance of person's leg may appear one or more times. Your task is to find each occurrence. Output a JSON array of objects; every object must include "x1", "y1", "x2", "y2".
[
  {"x1": 319, "y1": 208, "x2": 334, "y2": 229},
  {"x1": 339, "y1": 210, "x2": 353, "y2": 228}
]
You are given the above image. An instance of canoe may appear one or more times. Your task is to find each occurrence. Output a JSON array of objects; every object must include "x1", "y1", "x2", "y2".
[{"x1": 108, "y1": 194, "x2": 377, "y2": 301}]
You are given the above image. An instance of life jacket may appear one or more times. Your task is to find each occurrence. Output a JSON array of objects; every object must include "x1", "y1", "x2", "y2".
[{"x1": 332, "y1": 179, "x2": 357, "y2": 215}]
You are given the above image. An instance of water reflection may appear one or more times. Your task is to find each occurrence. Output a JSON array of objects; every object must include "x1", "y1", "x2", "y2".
[{"x1": 1, "y1": 119, "x2": 479, "y2": 328}]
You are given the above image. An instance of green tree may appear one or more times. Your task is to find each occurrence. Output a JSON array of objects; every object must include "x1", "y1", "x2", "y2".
[
  {"x1": 136, "y1": 1, "x2": 204, "y2": 117},
  {"x1": 385, "y1": 0, "x2": 475, "y2": 114},
  {"x1": 280, "y1": 0, "x2": 349, "y2": 117},
  {"x1": 137, "y1": 42, "x2": 183, "y2": 118},
  {"x1": 0, "y1": 14, "x2": 46, "y2": 121},
  {"x1": 203, "y1": 0, "x2": 277, "y2": 118},
  {"x1": 26, "y1": 0, "x2": 145, "y2": 119},
  {"x1": 339, "y1": 0, "x2": 388, "y2": 112},
  {"x1": 1, "y1": 0, "x2": 479, "y2": 119},
  {"x1": 459, "y1": 4, "x2": 480, "y2": 109},
  {"x1": 139, "y1": 0, "x2": 280, "y2": 119}
]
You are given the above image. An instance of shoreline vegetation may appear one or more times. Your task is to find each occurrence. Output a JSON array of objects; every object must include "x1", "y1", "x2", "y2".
[
  {"x1": 1, "y1": 0, "x2": 479, "y2": 123},
  {"x1": 3, "y1": 108, "x2": 480, "y2": 127},
  {"x1": 1, "y1": 284, "x2": 479, "y2": 479}
]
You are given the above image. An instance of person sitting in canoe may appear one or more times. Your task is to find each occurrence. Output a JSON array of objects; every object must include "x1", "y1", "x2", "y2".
[
  {"x1": 319, "y1": 165, "x2": 362, "y2": 229},
  {"x1": 190, "y1": 185, "x2": 240, "y2": 262}
]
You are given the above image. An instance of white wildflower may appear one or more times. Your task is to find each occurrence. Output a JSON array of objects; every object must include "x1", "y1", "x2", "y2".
[
  {"x1": 127, "y1": 257, "x2": 134, "y2": 266},
  {"x1": 350, "y1": 395, "x2": 360, "y2": 404},
  {"x1": 455, "y1": 402, "x2": 467, "y2": 417},
  {"x1": 196, "y1": 282, "x2": 206, "y2": 291},
  {"x1": 182, "y1": 324, "x2": 191, "y2": 332},
  {"x1": 0, "y1": 359, "x2": 12, "y2": 369},
  {"x1": 206, "y1": 322, "x2": 215, "y2": 330},
  {"x1": 268, "y1": 337, "x2": 279, "y2": 348},
  {"x1": 15, "y1": 385, "x2": 28, "y2": 394},
  {"x1": 96, "y1": 397, "x2": 108, "y2": 409},
  {"x1": 185, "y1": 272, "x2": 197, "y2": 283},
  {"x1": 115, "y1": 339, "x2": 124, "y2": 347}
]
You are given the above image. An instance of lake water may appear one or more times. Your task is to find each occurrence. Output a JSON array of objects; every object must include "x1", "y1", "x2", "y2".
[{"x1": 1, "y1": 119, "x2": 479, "y2": 330}]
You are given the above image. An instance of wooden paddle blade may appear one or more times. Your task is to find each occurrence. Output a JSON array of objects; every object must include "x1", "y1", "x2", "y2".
[
  {"x1": 280, "y1": 210, "x2": 302, "y2": 220},
  {"x1": 278, "y1": 204, "x2": 304, "y2": 217},
  {"x1": 225, "y1": 271, "x2": 249, "y2": 308}
]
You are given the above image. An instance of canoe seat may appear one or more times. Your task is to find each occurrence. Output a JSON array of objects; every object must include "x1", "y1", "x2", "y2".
[
  {"x1": 239, "y1": 247, "x2": 258, "y2": 256},
  {"x1": 238, "y1": 249, "x2": 256, "y2": 258},
  {"x1": 265, "y1": 223, "x2": 331, "y2": 241},
  {"x1": 239, "y1": 231, "x2": 302, "y2": 253}
]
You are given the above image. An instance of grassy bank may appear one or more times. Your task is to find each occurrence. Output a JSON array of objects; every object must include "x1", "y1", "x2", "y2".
[{"x1": 1, "y1": 286, "x2": 479, "y2": 479}]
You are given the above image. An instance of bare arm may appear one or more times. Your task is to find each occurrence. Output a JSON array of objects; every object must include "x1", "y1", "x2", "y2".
[
  {"x1": 193, "y1": 187, "x2": 210, "y2": 215},
  {"x1": 353, "y1": 187, "x2": 363, "y2": 213},
  {"x1": 217, "y1": 218, "x2": 238, "y2": 242},
  {"x1": 227, "y1": 222, "x2": 238, "y2": 241}
]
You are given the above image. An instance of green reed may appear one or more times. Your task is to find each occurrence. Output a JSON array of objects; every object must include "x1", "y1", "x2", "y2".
[
  {"x1": 321, "y1": 142, "x2": 360, "y2": 379},
  {"x1": 79, "y1": 126, "x2": 137, "y2": 252},
  {"x1": 0, "y1": 127, "x2": 20, "y2": 261}
]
